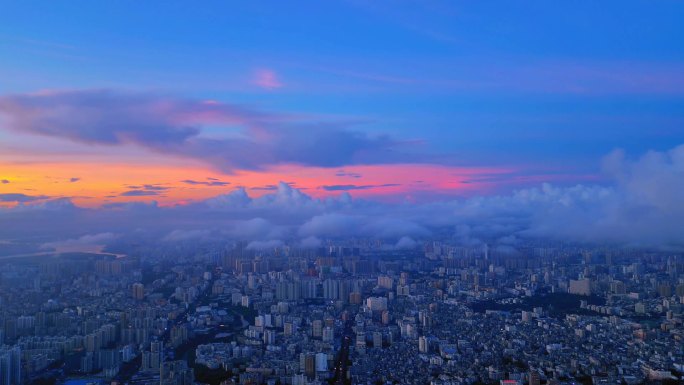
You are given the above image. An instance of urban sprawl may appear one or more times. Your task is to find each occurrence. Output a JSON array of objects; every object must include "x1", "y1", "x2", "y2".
[{"x1": 1, "y1": 241, "x2": 683, "y2": 385}]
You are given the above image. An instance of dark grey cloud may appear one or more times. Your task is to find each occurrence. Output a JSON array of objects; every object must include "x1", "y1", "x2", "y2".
[
  {"x1": 335, "y1": 170, "x2": 362, "y2": 178},
  {"x1": 120, "y1": 190, "x2": 160, "y2": 197},
  {"x1": 249, "y1": 182, "x2": 297, "y2": 191},
  {"x1": 141, "y1": 184, "x2": 169, "y2": 191},
  {"x1": 250, "y1": 185, "x2": 278, "y2": 191},
  {"x1": 1, "y1": 180, "x2": 9, "y2": 184},
  {"x1": 69, "y1": 177, "x2": 81, "y2": 183},
  {"x1": 124, "y1": 184, "x2": 169, "y2": 191},
  {"x1": 320, "y1": 183, "x2": 400, "y2": 191},
  {"x1": 182, "y1": 179, "x2": 230, "y2": 186},
  {"x1": 0, "y1": 193, "x2": 49, "y2": 202},
  {"x1": 0, "y1": 89, "x2": 422, "y2": 171}
]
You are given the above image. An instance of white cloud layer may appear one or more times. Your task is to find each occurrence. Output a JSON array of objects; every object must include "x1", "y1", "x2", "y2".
[{"x1": 1, "y1": 145, "x2": 683, "y2": 250}]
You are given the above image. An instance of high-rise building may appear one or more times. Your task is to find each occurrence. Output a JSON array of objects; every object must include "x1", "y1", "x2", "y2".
[
  {"x1": 322, "y1": 326, "x2": 334, "y2": 343},
  {"x1": 528, "y1": 371, "x2": 541, "y2": 385},
  {"x1": 521, "y1": 311, "x2": 533, "y2": 322},
  {"x1": 315, "y1": 353, "x2": 328, "y2": 372},
  {"x1": 568, "y1": 279, "x2": 591, "y2": 296},
  {"x1": 85, "y1": 333, "x2": 100, "y2": 352},
  {"x1": 312, "y1": 320, "x2": 323, "y2": 338},
  {"x1": 377, "y1": 276, "x2": 393, "y2": 290},
  {"x1": 161, "y1": 360, "x2": 194, "y2": 385},
  {"x1": 141, "y1": 351, "x2": 151, "y2": 372},
  {"x1": 0, "y1": 345, "x2": 21, "y2": 385},
  {"x1": 148, "y1": 341, "x2": 163, "y2": 373},
  {"x1": 303, "y1": 353, "x2": 315, "y2": 379},
  {"x1": 284, "y1": 322, "x2": 294, "y2": 337},
  {"x1": 356, "y1": 332, "x2": 366, "y2": 349},
  {"x1": 381, "y1": 310, "x2": 390, "y2": 325},
  {"x1": 658, "y1": 283, "x2": 672, "y2": 297},
  {"x1": 373, "y1": 332, "x2": 383, "y2": 349},
  {"x1": 131, "y1": 283, "x2": 145, "y2": 300},
  {"x1": 338, "y1": 280, "x2": 350, "y2": 303},
  {"x1": 80, "y1": 352, "x2": 94, "y2": 373},
  {"x1": 675, "y1": 283, "x2": 684, "y2": 297},
  {"x1": 365, "y1": 297, "x2": 388, "y2": 312},
  {"x1": 263, "y1": 329, "x2": 276, "y2": 345},
  {"x1": 399, "y1": 272, "x2": 409, "y2": 286},
  {"x1": 418, "y1": 336, "x2": 429, "y2": 353}
]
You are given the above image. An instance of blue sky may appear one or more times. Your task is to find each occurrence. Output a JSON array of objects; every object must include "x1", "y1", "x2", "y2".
[
  {"x1": 0, "y1": 0, "x2": 683, "y2": 204},
  {"x1": 1, "y1": 1, "x2": 684, "y2": 248}
]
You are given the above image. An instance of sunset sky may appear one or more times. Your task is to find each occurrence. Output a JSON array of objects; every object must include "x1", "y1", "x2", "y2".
[{"x1": 1, "y1": 1, "x2": 683, "y2": 210}]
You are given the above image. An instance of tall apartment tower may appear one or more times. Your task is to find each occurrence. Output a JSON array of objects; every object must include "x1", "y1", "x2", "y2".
[
  {"x1": 131, "y1": 283, "x2": 145, "y2": 300},
  {"x1": 528, "y1": 371, "x2": 541, "y2": 385},
  {"x1": 0, "y1": 345, "x2": 21, "y2": 385}
]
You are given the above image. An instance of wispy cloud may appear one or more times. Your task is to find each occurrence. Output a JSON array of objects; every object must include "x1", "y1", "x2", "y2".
[
  {"x1": 335, "y1": 170, "x2": 362, "y2": 178},
  {"x1": 250, "y1": 182, "x2": 298, "y2": 191},
  {"x1": 182, "y1": 179, "x2": 230, "y2": 186},
  {"x1": 320, "y1": 183, "x2": 400, "y2": 191},
  {"x1": 253, "y1": 69, "x2": 283, "y2": 89},
  {"x1": 120, "y1": 190, "x2": 160, "y2": 197},
  {"x1": 0, "y1": 89, "x2": 421, "y2": 172}
]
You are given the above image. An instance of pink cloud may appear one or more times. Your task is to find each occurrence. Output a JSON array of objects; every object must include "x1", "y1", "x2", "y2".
[
  {"x1": 253, "y1": 69, "x2": 283, "y2": 89},
  {"x1": 0, "y1": 89, "x2": 415, "y2": 172}
]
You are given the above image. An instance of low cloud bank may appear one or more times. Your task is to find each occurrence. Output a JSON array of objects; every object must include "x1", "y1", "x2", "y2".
[{"x1": 1, "y1": 145, "x2": 683, "y2": 250}]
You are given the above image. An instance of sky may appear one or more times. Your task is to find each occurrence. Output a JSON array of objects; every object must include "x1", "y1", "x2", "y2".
[{"x1": 0, "y1": 1, "x2": 683, "y2": 249}]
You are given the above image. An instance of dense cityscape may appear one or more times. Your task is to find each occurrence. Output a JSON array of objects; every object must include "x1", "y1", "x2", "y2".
[{"x1": 1, "y1": 240, "x2": 682, "y2": 385}]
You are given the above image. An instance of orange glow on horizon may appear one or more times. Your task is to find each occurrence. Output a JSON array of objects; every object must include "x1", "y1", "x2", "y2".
[{"x1": 0, "y1": 160, "x2": 523, "y2": 208}]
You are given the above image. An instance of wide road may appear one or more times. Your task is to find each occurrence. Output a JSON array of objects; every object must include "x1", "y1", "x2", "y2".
[{"x1": 329, "y1": 319, "x2": 353, "y2": 385}]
